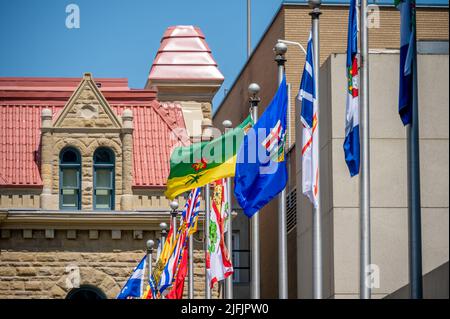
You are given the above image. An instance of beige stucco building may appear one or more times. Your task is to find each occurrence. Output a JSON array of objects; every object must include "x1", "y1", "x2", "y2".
[{"x1": 213, "y1": 1, "x2": 449, "y2": 298}]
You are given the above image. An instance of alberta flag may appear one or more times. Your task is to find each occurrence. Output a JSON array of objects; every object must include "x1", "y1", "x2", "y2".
[
  {"x1": 343, "y1": 0, "x2": 360, "y2": 177},
  {"x1": 234, "y1": 76, "x2": 288, "y2": 217},
  {"x1": 298, "y1": 32, "x2": 319, "y2": 208},
  {"x1": 396, "y1": 0, "x2": 416, "y2": 125},
  {"x1": 116, "y1": 255, "x2": 146, "y2": 299}
]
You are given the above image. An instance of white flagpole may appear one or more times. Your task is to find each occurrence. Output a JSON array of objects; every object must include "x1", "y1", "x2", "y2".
[
  {"x1": 308, "y1": 0, "x2": 323, "y2": 299},
  {"x1": 360, "y1": 0, "x2": 371, "y2": 299}
]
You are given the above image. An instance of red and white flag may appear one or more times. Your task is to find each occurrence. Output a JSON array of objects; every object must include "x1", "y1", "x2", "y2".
[{"x1": 206, "y1": 179, "x2": 233, "y2": 288}]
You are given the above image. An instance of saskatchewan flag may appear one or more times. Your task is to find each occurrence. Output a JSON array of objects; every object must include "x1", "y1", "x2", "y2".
[{"x1": 165, "y1": 116, "x2": 253, "y2": 199}]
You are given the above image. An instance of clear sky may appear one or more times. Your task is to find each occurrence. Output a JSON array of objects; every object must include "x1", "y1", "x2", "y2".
[{"x1": 0, "y1": 0, "x2": 447, "y2": 110}]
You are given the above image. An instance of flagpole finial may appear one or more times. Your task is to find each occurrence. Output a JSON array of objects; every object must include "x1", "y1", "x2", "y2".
[
  {"x1": 222, "y1": 120, "x2": 233, "y2": 128},
  {"x1": 146, "y1": 239, "x2": 155, "y2": 250},
  {"x1": 308, "y1": 0, "x2": 321, "y2": 9},
  {"x1": 170, "y1": 200, "x2": 179, "y2": 211},
  {"x1": 248, "y1": 83, "x2": 261, "y2": 97},
  {"x1": 274, "y1": 42, "x2": 288, "y2": 56},
  {"x1": 159, "y1": 222, "x2": 168, "y2": 230},
  {"x1": 274, "y1": 43, "x2": 287, "y2": 67}
]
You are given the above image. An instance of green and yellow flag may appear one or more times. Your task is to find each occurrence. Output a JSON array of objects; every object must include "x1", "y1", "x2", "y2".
[{"x1": 165, "y1": 116, "x2": 253, "y2": 199}]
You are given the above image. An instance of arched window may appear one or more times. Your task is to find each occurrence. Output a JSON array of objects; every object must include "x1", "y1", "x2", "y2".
[
  {"x1": 93, "y1": 148, "x2": 115, "y2": 210},
  {"x1": 59, "y1": 147, "x2": 81, "y2": 210}
]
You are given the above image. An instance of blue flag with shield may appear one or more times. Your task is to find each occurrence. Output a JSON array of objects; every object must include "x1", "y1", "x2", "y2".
[{"x1": 234, "y1": 76, "x2": 288, "y2": 217}]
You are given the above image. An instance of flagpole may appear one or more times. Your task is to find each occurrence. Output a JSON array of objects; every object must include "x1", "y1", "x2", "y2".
[
  {"x1": 146, "y1": 239, "x2": 154, "y2": 284},
  {"x1": 202, "y1": 118, "x2": 213, "y2": 299},
  {"x1": 223, "y1": 120, "x2": 234, "y2": 299},
  {"x1": 170, "y1": 201, "x2": 179, "y2": 244},
  {"x1": 248, "y1": 82, "x2": 261, "y2": 299},
  {"x1": 360, "y1": 0, "x2": 371, "y2": 299},
  {"x1": 247, "y1": 0, "x2": 251, "y2": 57},
  {"x1": 307, "y1": 0, "x2": 323, "y2": 299},
  {"x1": 407, "y1": 4, "x2": 423, "y2": 298},
  {"x1": 205, "y1": 184, "x2": 212, "y2": 299},
  {"x1": 273, "y1": 42, "x2": 289, "y2": 299},
  {"x1": 188, "y1": 234, "x2": 194, "y2": 299}
]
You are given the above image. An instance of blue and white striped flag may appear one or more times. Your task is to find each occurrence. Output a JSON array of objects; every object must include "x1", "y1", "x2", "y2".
[
  {"x1": 158, "y1": 187, "x2": 201, "y2": 295},
  {"x1": 297, "y1": 32, "x2": 319, "y2": 208},
  {"x1": 116, "y1": 255, "x2": 146, "y2": 299}
]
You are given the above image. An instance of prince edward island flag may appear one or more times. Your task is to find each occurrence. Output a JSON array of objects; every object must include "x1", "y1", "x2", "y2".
[{"x1": 234, "y1": 76, "x2": 288, "y2": 218}]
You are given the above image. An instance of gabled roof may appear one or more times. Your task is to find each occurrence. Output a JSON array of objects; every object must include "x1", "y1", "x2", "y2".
[{"x1": 0, "y1": 77, "x2": 188, "y2": 188}]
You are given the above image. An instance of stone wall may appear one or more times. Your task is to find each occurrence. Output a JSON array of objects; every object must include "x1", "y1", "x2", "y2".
[{"x1": 0, "y1": 230, "x2": 219, "y2": 299}]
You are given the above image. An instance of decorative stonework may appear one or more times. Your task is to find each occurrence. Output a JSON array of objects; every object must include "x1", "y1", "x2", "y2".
[
  {"x1": 0, "y1": 234, "x2": 219, "y2": 299},
  {"x1": 38, "y1": 74, "x2": 133, "y2": 211}
]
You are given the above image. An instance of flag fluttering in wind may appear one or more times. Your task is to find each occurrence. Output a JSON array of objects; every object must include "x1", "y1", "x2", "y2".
[
  {"x1": 344, "y1": 0, "x2": 360, "y2": 177},
  {"x1": 165, "y1": 116, "x2": 253, "y2": 200},
  {"x1": 151, "y1": 222, "x2": 174, "y2": 293},
  {"x1": 396, "y1": 0, "x2": 416, "y2": 125},
  {"x1": 158, "y1": 188, "x2": 201, "y2": 298},
  {"x1": 298, "y1": 32, "x2": 319, "y2": 208},
  {"x1": 116, "y1": 256, "x2": 146, "y2": 299},
  {"x1": 234, "y1": 76, "x2": 288, "y2": 217},
  {"x1": 207, "y1": 179, "x2": 234, "y2": 288}
]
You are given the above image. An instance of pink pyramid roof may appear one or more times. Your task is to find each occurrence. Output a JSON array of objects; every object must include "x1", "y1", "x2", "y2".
[{"x1": 148, "y1": 25, "x2": 224, "y2": 83}]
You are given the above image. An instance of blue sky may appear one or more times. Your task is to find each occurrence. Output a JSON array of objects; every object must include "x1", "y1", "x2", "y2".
[{"x1": 0, "y1": 0, "x2": 447, "y2": 109}]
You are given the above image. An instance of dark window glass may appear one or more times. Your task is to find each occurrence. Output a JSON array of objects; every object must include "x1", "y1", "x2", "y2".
[
  {"x1": 60, "y1": 148, "x2": 81, "y2": 210},
  {"x1": 93, "y1": 148, "x2": 114, "y2": 210}
]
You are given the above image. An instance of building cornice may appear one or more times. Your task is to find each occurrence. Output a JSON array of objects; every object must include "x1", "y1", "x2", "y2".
[{"x1": 0, "y1": 210, "x2": 204, "y2": 231}]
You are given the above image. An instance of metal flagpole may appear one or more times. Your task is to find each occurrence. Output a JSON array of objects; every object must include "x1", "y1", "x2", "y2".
[
  {"x1": 205, "y1": 184, "x2": 212, "y2": 299},
  {"x1": 274, "y1": 42, "x2": 288, "y2": 299},
  {"x1": 170, "y1": 201, "x2": 178, "y2": 244},
  {"x1": 146, "y1": 239, "x2": 154, "y2": 283},
  {"x1": 248, "y1": 83, "x2": 261, "y2": 299},
  {"x1": 408, "y1": 7, "x2": 423, "y2": 298},
  {"x1": 309, "y1": 0, "x2": 323, "y2": 299},
  {"x1": 188, "y1": 234, "x2": 194, "y2": 299},
  {"x1": 202, "y1": 118, "x2": 213, "y2": 299},
  {"x1": 223, "y1": 120, "x2": 234, "y2": 299},
  {"x1": 360, "y1": 0, "x2": 371, "y2": 299},
  {"x1": 247, "y1": 0, "x2": 251, "y2": 57}
]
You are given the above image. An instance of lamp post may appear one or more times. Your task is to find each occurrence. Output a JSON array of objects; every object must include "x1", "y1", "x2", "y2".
[
  {"x1": 222, "y1": 119, "x2": 234, "y2": 299},
  {"x1": 146, "y1": 239, "x2": 155, "y2": 284},
  {"x1": 248, "y1": 82, "x2": 261, "y2": 299}
]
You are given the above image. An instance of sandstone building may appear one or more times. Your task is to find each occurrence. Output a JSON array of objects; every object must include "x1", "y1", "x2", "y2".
[{"x1": 0, "y1": 25, "x2": 223, "y2": 299}]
